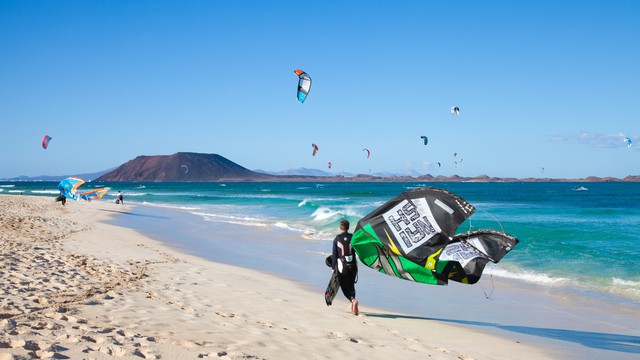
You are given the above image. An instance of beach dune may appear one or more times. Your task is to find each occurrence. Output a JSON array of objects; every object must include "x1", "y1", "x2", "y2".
[{"x1": 0, "y1": 195, "x2": 553, "y2": 359}]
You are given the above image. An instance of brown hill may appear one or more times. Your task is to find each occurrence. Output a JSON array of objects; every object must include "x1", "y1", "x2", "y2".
[
  {"x1": 96, "y1": 152, "x2": 274, "y2": 182},
  {"x1": 95, "y1": 152, "x2": 640, "y2": 182}
]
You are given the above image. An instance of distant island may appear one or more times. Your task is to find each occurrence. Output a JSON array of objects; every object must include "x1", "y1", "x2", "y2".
[
  {"x1": 92, "y1": 152, "x2": 639, "y2": 183},
  {"x1": 2, "y1": 152, "x2": 638, "y2": 182}
]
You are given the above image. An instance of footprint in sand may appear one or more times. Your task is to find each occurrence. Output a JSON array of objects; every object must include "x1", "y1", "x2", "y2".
[{"x1": 215, "y1": 311, "x2": 235, "y2": 318}]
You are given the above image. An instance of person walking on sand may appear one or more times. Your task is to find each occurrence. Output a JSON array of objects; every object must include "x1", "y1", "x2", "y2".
[{"x1": 331, "y1": 219, "x2": 359, "y2": 315}]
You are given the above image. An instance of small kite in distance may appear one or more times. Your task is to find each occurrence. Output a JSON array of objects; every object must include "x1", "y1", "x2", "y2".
[
  {"x1": 181, "y1": 165, "x2": 189, "y2": 174},
  {"x1": 363, "y1": 148, "x2": 371, "y2": 158},
  {"x1": 328, "y1": 162, "x2": 332, "y2": 169},
  {"x1": 624, "y1": 137, "x2": 632, "y2": 148},
  {"x1": 311, "y1": 143, "x2": 319, "y2": 156},
  {"x1": 451, "y1": 106, "x2": 460, "y2": 116},
  {"x1": 42, "y1": 135, "x2": 52, "y2": 149},
  {"x1": 421, "y1": 136, "x2": 428, "y2": 145},
  {"x1": 294, "y1": 69, "x2": 312, "y2": 103}
]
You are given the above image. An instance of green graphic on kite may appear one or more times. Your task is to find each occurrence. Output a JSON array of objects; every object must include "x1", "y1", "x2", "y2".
[{"x1": 351, "y1": 187, "x2": 518, "y2": 285}]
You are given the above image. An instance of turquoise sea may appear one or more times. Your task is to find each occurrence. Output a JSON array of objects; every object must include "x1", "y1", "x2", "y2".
[{"x1": 3, "y1": 181, "x2": 640, "y2": 306}]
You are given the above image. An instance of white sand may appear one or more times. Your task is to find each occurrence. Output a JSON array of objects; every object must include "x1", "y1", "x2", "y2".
[{"x1": 0, "y1": 195, "x2": 555, "y2": 359}]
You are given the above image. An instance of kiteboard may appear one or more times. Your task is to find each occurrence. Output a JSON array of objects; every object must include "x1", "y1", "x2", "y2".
[
  {"x1": 325, "y1": 269, "x2": 340, "y2": 306},
  {"x1": 324, "y1": 255, "x2": 340, "y2": 306}
]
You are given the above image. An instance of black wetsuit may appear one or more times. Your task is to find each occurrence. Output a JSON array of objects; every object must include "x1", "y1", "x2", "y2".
[{"x1": 331, "y1": 231, "x2": 357, "y2": 301}]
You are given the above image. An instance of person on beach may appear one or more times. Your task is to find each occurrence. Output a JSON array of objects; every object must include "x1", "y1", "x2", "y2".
[
  {"x1": 331, "y1": 219, "x2": 359, "y2": 315},
  {"x1": 57, "y1": 192, "x2": 66, "y2": 206},
  {"x1": 117, "y1": 191, "x2": 124, "y2": 205}
]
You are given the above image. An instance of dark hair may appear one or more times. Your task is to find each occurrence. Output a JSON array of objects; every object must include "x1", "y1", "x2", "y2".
[{"x1": 339, "y1": 219, "x2": 349, "y2": 231}]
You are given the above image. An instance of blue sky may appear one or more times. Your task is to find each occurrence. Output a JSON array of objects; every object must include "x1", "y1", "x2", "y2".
[{"x1": 1, "y1": 0, "x2": 638, "y2": 179}]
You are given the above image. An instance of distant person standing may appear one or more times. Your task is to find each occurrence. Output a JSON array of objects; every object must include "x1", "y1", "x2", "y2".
[
  {"x1": 331, "y1": 219, "x2": 359, "y2": 315},
  {"x1": 117, "y1": 191, "x2": 124, "y2": 205}
]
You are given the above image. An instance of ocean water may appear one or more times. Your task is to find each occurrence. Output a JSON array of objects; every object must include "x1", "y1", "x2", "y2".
[{"x1": 3, "y1": 181, "x2": 640, "y2": 305}]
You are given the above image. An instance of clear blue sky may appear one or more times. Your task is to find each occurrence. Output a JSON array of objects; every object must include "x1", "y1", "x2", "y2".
[{"x1": 1, "y1": 0, "x2": 638, "y2": 179}]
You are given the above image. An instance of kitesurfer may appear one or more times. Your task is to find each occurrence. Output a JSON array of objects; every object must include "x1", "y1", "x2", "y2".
[
  {"x1": 331, "y1": 219, "x2": 359, "y2": 315},
  {"x1": 56, "y1": 192, "x2": 66, "y2": 206}
]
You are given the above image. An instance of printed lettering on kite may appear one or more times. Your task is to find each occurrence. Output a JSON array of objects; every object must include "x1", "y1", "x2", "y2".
[
  {"x1": 351, "y1": 187, "x2": 518, "y2": 286},
  {"x1": 294, "y1": 69, "x2": 312, "y2": 103},
  {"x1": 42, "y1": 135, "x2": 52, "y2": 149}
]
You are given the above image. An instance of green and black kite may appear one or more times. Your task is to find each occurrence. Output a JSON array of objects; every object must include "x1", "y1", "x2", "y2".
[{"x1": 351, "y1": 187, "x2": 518, "y2": 285}]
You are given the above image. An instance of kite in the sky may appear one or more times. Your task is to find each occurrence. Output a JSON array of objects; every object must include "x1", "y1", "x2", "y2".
[
  {"x1": 42, "y1": 135, "x2": 52, "y2": 149},
  {"x1": 363, "y1": 148, "x2": 371, "y2": 158},
  {"x1": 421, "y1": 136, "x2": 428, "y2": 145},
  {"x1": 328, "y1": 162, "x2": 332, "y2": 169},
  {"x1": 624, "y1": 137, "x2": 632, "y2": 148},
  {"x1": 181, "y1": 165, "x2": 189, "y2": 174},
  {"x1": 58, "y1": 177, "x2": 86, "y2": 201},
  {"x1": 294, "y1": 69, "x2": 312, "y2": 103},
  {"x1": 351, "y1": 187, "x2": 518, "y2": 285},
  {"x1": 311, "y1": 143, "x2": 319, "y2": 156},
  {"x1": 436, "y1": 162, "x2": 441, "y2": 168},
  {"x1": 451, "y1": 106, "x2": 460, "y2": 116}
]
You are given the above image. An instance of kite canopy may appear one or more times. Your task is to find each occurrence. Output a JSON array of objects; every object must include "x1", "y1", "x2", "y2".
[
  {"x1": 624, "y1": 137, "x2": 632, "y2": 148},
  {"x1": 311, "y1": 143, "x2": 319, "y2": 156},
  {"x1": 57, "y1": 177, "x2": 86, "y2": 201},
  {"x1": 328, "y1": 162, "x2": 332, "y2": 169},
  {"x1": 420, "y1": 136, "x2": 428, "y2": 145},
  {"x1": 42, "y1": 135, "x2": 52, "y2": 149},
  {"x1": 362, "y1": 148, "x2": 371, "y2": 158},
  {"x1": 451, "y1": 106, "x2": 460, "y2": 116},
  {"x1": 351, "y1": 187, "x2": 518, "y2": 285},
  {"x1": 80, "y1": 187, "x2": 109, "y2": 201},
  {"x1": 294, "y1": 69, "x2": 312, "y2": 103}
]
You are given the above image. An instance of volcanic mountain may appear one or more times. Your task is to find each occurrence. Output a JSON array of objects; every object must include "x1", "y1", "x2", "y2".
[{"x1": 96, "y1": 152, "x2": 274, "y2": 182}]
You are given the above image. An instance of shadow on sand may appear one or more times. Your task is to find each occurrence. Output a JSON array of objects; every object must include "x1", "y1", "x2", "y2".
[
  {"x1": 364, "y1": 313, "x2": 640, "y2": 355},
  {"x1": 98, "y1": 209, "x2": 169, "y2": 220}
]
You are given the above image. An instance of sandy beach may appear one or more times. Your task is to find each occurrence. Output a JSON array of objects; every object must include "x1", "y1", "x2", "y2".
[{"x1": 0, "y1": 194, "x2": 562, "y2": 359}]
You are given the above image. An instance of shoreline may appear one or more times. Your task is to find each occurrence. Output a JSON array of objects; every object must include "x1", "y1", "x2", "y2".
[
  {"x1": 113, "y1": 201, "x2": 640, "y2": 359},
  {"x1": 2, "y1": 195, "x2": 638, "y2": 359}
]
